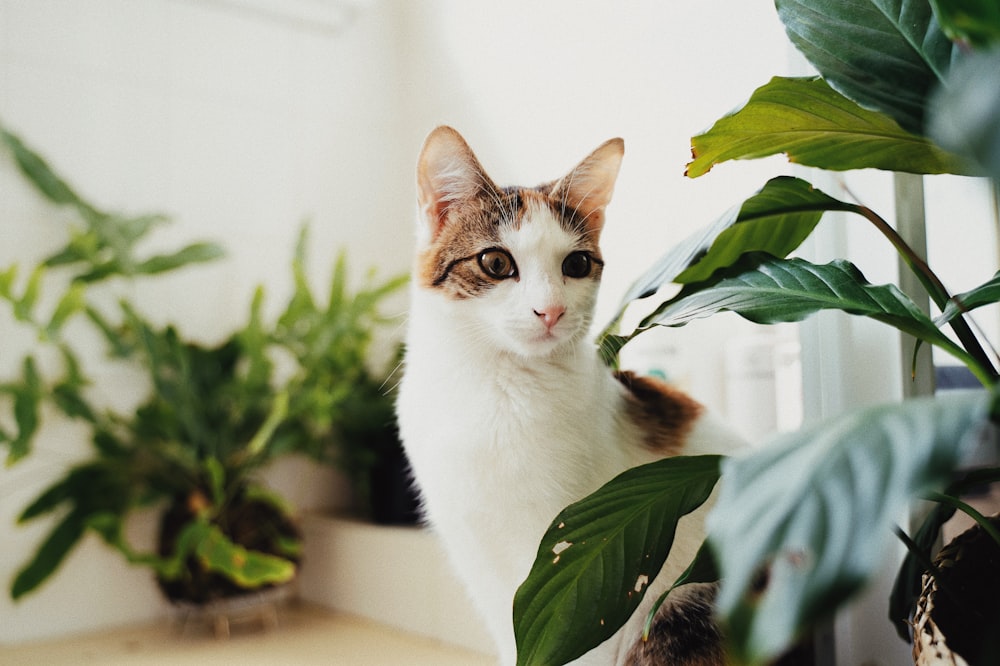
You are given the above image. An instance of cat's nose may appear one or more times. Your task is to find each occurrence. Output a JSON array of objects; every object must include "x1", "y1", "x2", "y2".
[{"x1": 534, "y1": 305, "x2": 566, "y2": 330}]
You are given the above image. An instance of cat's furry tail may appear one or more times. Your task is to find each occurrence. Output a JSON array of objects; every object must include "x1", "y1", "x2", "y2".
[{"x1": 623, "y1": 583, "x2": 726, "y2": 666}]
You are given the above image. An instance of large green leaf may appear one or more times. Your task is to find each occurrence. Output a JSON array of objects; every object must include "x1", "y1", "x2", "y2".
[
  {"x1": 606, "y1": 176, "x2": 847, "y2": 338},
  {"x1": 687, "y1": 77, "x2": 974, "y2": 178},
  {"x1": 708, "y1": 390, "x2": 990, "y2": 663},
  {"x1": 634, "y1": 255, "x2": 975, "y2": 368},
  {"x1": 513, "y1": 455, "x2": 721, "y2": 666},
  {"x1": 775, "y1": 0, "x2": 957, "y2": 134}
]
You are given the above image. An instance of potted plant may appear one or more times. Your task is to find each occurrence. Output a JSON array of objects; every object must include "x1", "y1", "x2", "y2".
[
  {"x1": 2, "y1": 125, "x2": 407, "y2": 611},
  {"x1": 512, "y1": 1, "x2": 1000, "y2": 664}
]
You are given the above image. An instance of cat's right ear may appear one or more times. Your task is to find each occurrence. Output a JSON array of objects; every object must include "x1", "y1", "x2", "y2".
[{"x1": 416, "y1": 126, "x2": 495, "y2": 241}]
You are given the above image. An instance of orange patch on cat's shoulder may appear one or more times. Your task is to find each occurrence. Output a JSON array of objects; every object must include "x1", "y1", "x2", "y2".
[{"x1": 614, "y1": 370, "x2": 704, "y2": 455}]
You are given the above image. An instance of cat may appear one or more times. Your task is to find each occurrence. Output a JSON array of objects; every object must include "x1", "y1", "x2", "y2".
[{"x1": 396, "y1": 126, "x2": 745, "y2": 665}]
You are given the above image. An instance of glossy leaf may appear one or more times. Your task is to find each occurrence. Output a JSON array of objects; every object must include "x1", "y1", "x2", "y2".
[
  {"x1": 635, "y1": 255, "x2": 974, "y2": 367},
  {"x1": 687, "y1": 77, "x2": 974, "y2": 178},
  {"x1": 606, "y1": 176, "x2": 847, "y2": 336},
  {"x1": 514, "y1": 455, "x2": 721, "y2": 666},
  {"x1": 672, "y1": 177, "x2": 854, "y2": 284},
  {"x1": 708, "y1": 390, "x2": 990, "y2": 663},
  {"x1": 775, "y1": 0, "x2": 956, "y2": 134}
]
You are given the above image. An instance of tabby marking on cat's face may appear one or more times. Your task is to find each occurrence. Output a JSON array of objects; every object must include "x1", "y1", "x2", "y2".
[{"x1": 415, "y1": 127, "x2": 623, "y2": 358}]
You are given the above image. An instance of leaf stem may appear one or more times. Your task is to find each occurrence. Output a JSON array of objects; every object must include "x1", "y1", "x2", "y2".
[
  {"x1": 852, "y1": 204, "x2": 998, "y2": 384},
  {"x1": 926, "y1": 491, "x2": 1000, "y2": 551}
]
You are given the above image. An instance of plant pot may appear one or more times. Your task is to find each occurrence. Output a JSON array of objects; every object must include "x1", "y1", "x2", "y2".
[
  {"x1": 156, "y1": 488, "x2": 302, "y2": 605},
  {"x1": 912, "y1": 513, "x2": 1000, "y2": 665}
]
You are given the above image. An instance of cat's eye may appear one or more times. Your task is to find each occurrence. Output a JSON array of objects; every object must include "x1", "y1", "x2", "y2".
[
  {"x1": 478, "y1": 249, "x2": 517, "y2": 279},
  {"x1": 562, "y1": 251, "x2": 593, "y2": 279}
]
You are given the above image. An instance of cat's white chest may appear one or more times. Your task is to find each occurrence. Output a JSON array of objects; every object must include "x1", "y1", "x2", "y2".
[
  {"x1": 396, "y1": 301, "x2": 635, "y2": 662},
  {"x1": 399, "y1": 331, "x2": 625, "y2": 521}
]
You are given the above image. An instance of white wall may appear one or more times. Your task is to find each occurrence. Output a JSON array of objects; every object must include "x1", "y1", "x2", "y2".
[{"x1": 0, "y1": 0, "x2": 794, "y2": 646}]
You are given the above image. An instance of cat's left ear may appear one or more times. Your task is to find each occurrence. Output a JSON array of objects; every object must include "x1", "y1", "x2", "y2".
[{"x1": 548, "y1": 138, "x2": 624, "y2": 233}]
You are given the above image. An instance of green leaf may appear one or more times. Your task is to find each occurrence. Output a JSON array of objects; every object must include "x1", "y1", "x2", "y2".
[
  {"x1": 687, "y1": 77, "x2": 974, "y2": 178},
  {"x1": 85, "y1": 305, "x2": 132, "y2": 358},
  {"x1": 51, "y1": 384, "x2": 96, "y2": 422},
  {"x1": 938, "y1": 270, "x2": 1000, "y2": 325},
  {"x1": 245, "y1": 391, "x2": 289, "y2": 460},
  {"x1": 17, "y1": 470, "x2": 83, "y2": 522},
  {"x1": 195, "y1": 523, "x2": 296, "y2": 588},
  {"x1": 0, "y1": 265, "x2": 16, "y2": 300},
  {"x1": 635, "y1": 255, "x2": 974, "y2": 368},
  {"x1": 775, "y1": 0, "x2": 957, "y2": 134},
  {"x1": 513, "y1": 455, "x2": 721, "y2": 666},
  {"x1": 13, "y1": 266, "x2": 44, "y2": 323},
  {"x1": 11, "y1": 510, "x2": 87, "y2": 599},
  {"x1": 119, "y1": 213, "x2": 169, "y2": 244},
  {"x1": 606, "y1": 176, "x2": 846, "y2": 336},
  {"x1": 134, "y1": 242, "x2": 224, "y2": 275},
  {"x1": 45, "y1": 282, "x2": 86, "y2": 338},
  {"x1": 204, "y1": 457, "x2": 226, "y2": 508},
  {"x1": 1, "y1": 127, "x2": 95, "y2": 215},
  {"x1": 673, "y1": 176, "x2": 852, "y2": 284},
  {"x1": 930, "y1": 0, "x2": 1000, "y2": 46},
  {"x1": 7, "y1": 358, "x2": 43, "y2": 465},
  {"x1": 707, "y1": 390, "x2": 990, "y2": 663}
]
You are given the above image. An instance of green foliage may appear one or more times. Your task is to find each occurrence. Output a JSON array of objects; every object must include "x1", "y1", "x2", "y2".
[
  {"x1": 775, "y1": 0, "x2": 956, "y2": 134},
  {"x1": 3, "y1": 125, "x2": 406, "y2": 601},
  {"x1": 516, "y1": 1, "x2": 1000, "y2": 664},
  {"x1": 709, "y1": 391, "x2": 990, "y2": 662},
  {"x1": 687, "y1": 76, "x2": 975, "y2": 178},
  {"x1": 513, "y1": 456, "x2": 721, "y2": 666}
]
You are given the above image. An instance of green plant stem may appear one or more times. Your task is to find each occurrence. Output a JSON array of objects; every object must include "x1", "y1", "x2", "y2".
[
  {"x1": 926, "y1": 491, "x2": 1000, "y2": 551},
  {"x1": 853, "y1": 203, "x2": 999, "y2": 384},
  {"x1": 893, "y1": 524, "x2": 943, "y2": 582}
]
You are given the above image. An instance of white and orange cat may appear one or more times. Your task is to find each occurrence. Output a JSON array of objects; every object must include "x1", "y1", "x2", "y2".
[{"x1": 396, "y1": 126, "x2": 743, "y2": 665}]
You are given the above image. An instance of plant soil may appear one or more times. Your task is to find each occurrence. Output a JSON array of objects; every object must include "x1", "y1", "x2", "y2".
[{"x1": 921, "y1": 513, "x2": 1000, "y2": 664}]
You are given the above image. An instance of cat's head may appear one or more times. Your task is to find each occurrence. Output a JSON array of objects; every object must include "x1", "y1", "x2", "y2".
[{"x1": 413, "y1": 126, "x2": 623, "y2": 358}]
